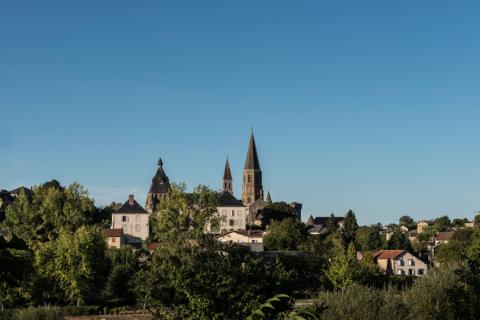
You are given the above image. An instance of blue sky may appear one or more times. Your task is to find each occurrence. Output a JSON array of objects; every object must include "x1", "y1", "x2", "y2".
[{"x1": 1, "y1": 1, "x2": 479, "y2": 224}]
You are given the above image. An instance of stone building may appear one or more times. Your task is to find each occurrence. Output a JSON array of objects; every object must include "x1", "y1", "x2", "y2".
[
  {"x1": 112, "y1": 195, "x2": 150, "y2": 246},
  {"x1": 374, "y1": 250, "x2": 427, "y2": 276},
  {"x1": 215, "y1": 158, "x2": 249, "y2": 232},
  {"x1": 242, "y1": 130, "x2": 264, "y2": 205},
  {"x1": 145, "y1": 158, "x2": 170, "y2": 214}
]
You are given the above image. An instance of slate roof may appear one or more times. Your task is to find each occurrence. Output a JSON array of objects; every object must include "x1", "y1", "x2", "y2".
[
  {"x1": 149, "y1": 158, "x2": 170, "y2": 194},
  {"x1": 104, "y1": 228, "x2": 123, "y2": 237},
  {"x1": 223, "y1": 158, "x2": 232, "y2": 180},
  {"x1": 9, "y1": 186, "x2": 33, "y2": 198},
  {"x1": 218, "y1": 191, "x2": 243, "y2": 207},
  {"x1": 373, "y1": 250, "x2": 405, "y2": 260},
  {"x1": 312, "y1": 216, "x2": 344, "y2": 226},
  {"x1": 114, "y1": 195, "x2": 148, "y2": 214},
  {"x1": 244, "y1": 131, "x2": 261, "y2": 170}
]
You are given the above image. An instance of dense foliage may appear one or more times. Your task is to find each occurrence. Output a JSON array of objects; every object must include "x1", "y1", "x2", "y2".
[{"x1": 2, "y1": 180, "x2": 480, "y2": 319}]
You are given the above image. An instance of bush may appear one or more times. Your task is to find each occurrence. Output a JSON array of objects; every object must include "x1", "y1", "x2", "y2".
[
  {"x1": 317, "y1": 284, "x2": 382, "y2": 320},
  {"x1": 11, "y1": 306, "x2": 64, "y2": 320},
  {"x1": 0, "y1": 305, "x2": 101, "y2": 320}
]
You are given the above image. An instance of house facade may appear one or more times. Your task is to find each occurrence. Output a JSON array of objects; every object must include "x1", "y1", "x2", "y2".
[
  {"x1": 104, "y1": 228, "x2": 125, "y2": 249},
  {"x1": 111, "y1": 195, "x2": 149, "y2": 245},
  {"x1": 374, "y1": 250, "x2": 427, "y2": 276},
  {"x1": 215, "y1": 230, "x2": 264, "y2": 252}
]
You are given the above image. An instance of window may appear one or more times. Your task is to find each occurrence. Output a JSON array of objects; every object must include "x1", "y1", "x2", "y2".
[
  {"x1": 408, "y1": 259, "x2": 415, "y2": 266},
  {"x1": 122, "y1": 216, "x2": 127, "y2": 222},
  {"x1": 408, "y1": 269, "x2": 414, "y2": 276},
  {"x1": 397, "y1": 259, "x2": 404, "y2": 266},
  {"x1": 231, "y1": 210, "x2": 235, "y2": 217},
  {"x1": 252, "y1": 240, "x2": 258, "y2": 243},
  {"x1": 417, "y1": 269, "x2": 425, "y2": 276},
  {"x1": 112, "y1": 237, "x2": 116, "y2": 243},
  {"x1": 397, "y1": 269, "x2": 404, "y2": 275},
  {"x1": 135, "y1": 224, "x2": 141, "y2": 232},
  {"x1": 229, "y1": 219, "x2": 234, "y2": 226}
]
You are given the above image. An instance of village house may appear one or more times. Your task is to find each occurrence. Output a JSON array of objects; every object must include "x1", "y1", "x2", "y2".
[
  {"x1": 305, "y1": 215, "x2": 344, "y2": 235},
  {"x1": 374, "y1": 250, "x2": 427, "y2": 276},
  {"x1": 111, "y1": 195, "x2": 149, "y2": 246},
  {"x1": 417, "y1": 220, "x2": 430, "y2": 234},
  {"x1": 104, "y1": 228, "x2": 125, "y2": 249},
  {"x1": 434, "y1": 231, "x2": 453, "y2": 246},
  {"x1": 215, "y1": 230, "x2": 265, "y2": 252}
]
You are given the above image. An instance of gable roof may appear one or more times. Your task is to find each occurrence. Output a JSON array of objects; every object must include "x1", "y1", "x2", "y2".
[
  {"x1": 218, "y1": 191, "x2": 243, "y2": 207},
  {"x1": 313, "y1": 216, "x2": 344, "y2": 226},
  {"x1": 436, "y1": 232, "x2": 453, "y2": 241},
  {"x1": 104, "y1": 228, "x2": 123, "y2": 237},
  {"x1": 244, "y1": 130, "x2": 261, "y2": 170},
  {"x1": 373, "y1": 250, "x2": 405, "y2": 260},
  {"x1": 114, "y1": 195, "x2": 148, "y2": 214}
]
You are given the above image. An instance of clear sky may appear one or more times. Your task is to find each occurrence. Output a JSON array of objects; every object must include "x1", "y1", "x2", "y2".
[{"x1": 1, "y1": 1, "x2": 479, "y2": 225}]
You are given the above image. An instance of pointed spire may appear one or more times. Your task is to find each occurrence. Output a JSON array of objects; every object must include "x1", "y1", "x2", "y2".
[
  {"x1": 244, "y1": 129, "x2": 261, "y2": 170},
  {"x1": 223, "y1": 157, "x2": 232, "y2": 181},
  {"x1": 157, "y1": 157, "x2": 163, "y2": 167},
  {"x1": 266, "y1": 191, "x2": 272, "y2": 205}
]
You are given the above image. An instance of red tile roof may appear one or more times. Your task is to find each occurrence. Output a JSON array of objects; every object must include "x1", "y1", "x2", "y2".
[
  {"x1": 373, "y1": 250, "x2": 405, "y2": 260},
  {"x1": 147, "y1": 242, "x2": 163, "y2": 251},
  {"x1": 104, "y1": 228, "x2": 123, "y2": 238},
  {"x1": 436, "y1": 232, "x2": 453, "y2": 241}
]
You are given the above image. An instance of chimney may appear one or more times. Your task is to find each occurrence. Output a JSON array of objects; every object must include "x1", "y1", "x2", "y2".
[{"x1": 128, "y1": 194, "x2": 134, "y2": 205}]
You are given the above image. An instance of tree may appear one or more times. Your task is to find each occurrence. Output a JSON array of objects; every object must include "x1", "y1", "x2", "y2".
[
  {"x1": 325, "y1": 241, "x2": 359, "y2": 291},
  {"x1": 356, "y1": 225, "x2": 383, "y2": 251},
  {"x1": 263, "y1": 218, "x2": 308, "y2": 251},
  {"x1": 325, "y1": 213, "x2": 337, "y2": 234},
  {"x1": 4, "y1": 182, "x2": 95, "y2": 246},
  {"x1": 342, "y1": 210, "x2": 358, "y2": 244},
  {"x1": 474, "y1": 213, "x2": 480, "y2": 227},
  {"x1": 433, "y1": 215, "x2": 451, "y2": 232},
  {"x1": 35, "y1": 226, "x2": 107, "y2": 306},
  {"x1": 150, "y1": 183, "x2": 219, "y2": 241},
  {"x1": 386, "y1": 230, "x2": 412, "y2": 252},
  {"x1": 399, "y1": 215, "x2": 414, "y2": 227},
  {"x1": 102, "y1": 248, "x2": 139, "y2": 305}
]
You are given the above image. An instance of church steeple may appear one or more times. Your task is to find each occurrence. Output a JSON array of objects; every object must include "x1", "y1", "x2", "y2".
[
  {"x1": 242, "y1": 130, "x2": 263, "y2": 205},
  {"x1": 266, "y1": 191, "x2": 272, "y2": 205},
  {"x1": 222, "y1": 158, "x2": 233, "y2": 194},
  {"x1": 244, "y1": 129, "x2": 261, "y2": 170},
  {"x1": 145, "y1": 157, "x2": 170, "y2": 213}
]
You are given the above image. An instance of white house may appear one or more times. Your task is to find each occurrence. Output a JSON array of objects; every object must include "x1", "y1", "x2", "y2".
[{"x1": 111, "y1": 195, "x2": 149, "y2": 245}]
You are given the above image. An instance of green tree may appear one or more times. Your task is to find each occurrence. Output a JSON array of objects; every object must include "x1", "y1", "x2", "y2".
[
  {"x1": 325, "y1": 241, "x2": 359, "y2": 291},
  {"x1": 432, "y1": 215, "x2": 451, "y2": 232},
  {"x1": 102, "y1": 248, "x2": 139, "y2": 305},
  {"x1": 399, "y1": 215, "x2": 414, "y2": 227},
  {"x1": 356, "y1": 225, "x2": 383, "y2": 251},
  {"x1": 150, "y1": 183, "x2": 219, "y2": 241},
  {"x1": 263, "y1": 218, "x2": 308, "y2": 251},
  {"x1": 4, "y1": 182, "x2": 95, "y2": 246},
  {"x1": 342, "y1": 210, "x2": 358, "y2": 244},
  {"x1": 325, "y1": 213, "x2": 337, "y2": 234},
  {"x1": 35, "y1": 226, "x2": 107, "y2": 306},
  {"x1": 386, "y1": 230, "x2": 412, "y2": 252}
]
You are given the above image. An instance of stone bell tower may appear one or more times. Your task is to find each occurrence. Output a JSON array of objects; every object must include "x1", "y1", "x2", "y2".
[{"x1": 241, "y1": 130, "x2": 263, "y2": 205}]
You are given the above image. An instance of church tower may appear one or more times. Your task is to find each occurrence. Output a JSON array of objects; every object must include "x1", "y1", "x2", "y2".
[
  {"x1": 242, "y1": 130, "x2": 263, "y2": 205},
  {"x1": 145, "y1": 158, "x2": 170, "y2": 213},
  {"x1": 222, "y1": 158, "x2": 233, "y2": 194}
]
